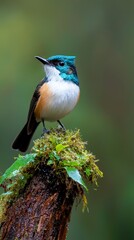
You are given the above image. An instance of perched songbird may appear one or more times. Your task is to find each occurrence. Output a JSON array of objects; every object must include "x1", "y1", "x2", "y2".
[{"x1": 12, "y1": 55, "x2": 80, "y2": 152}]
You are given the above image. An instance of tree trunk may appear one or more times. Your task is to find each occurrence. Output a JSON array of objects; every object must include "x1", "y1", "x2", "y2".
[{"x1": 0, "y1": 165, "x2": 81, "y2": 240}]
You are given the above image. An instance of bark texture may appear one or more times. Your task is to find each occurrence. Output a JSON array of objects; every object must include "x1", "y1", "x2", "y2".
[{"x1": 0, "y1": 165, "x2": 80, "y2": 240}]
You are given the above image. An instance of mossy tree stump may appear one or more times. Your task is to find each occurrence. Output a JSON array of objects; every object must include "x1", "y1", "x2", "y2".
[{"x1": 0, "y1": 129, "x2": 103, "y2": 240}]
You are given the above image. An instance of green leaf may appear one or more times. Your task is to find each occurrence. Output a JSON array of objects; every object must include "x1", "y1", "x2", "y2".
[
  {"x1": 56, "y1": 144, "x2": 68, "y2": 153},
  {"x1": 47, "y1": 160, "x2": 53, "y2": 165},
  {"x1": 49, "y1": 151, "x2": 60, "y2": 161},
  {"x1": 64, "y1": 167, "x2": 88, "y2": 191},
  {"x1": 85, "y1": 168, "x2": 91, "y2": 177},
  {"x1": 0, "y1": 154, "x2": 36, "y2": 185}
]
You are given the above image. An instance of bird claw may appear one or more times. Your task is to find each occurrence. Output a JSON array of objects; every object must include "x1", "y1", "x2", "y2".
[
  {"x1": 41, "y1": 128, "x2": 50, "y2": 137},
  {"x1": 57, "y1": 120, "x2": 66, "y2": 131}
]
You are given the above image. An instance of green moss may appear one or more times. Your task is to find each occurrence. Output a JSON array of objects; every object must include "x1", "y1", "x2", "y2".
[
  {"x1": 0, "y1": 153, "x2": 39, "y2": 223},
  {"x1": 0, "y1": 129, "x2": 103, "y2": 224}
]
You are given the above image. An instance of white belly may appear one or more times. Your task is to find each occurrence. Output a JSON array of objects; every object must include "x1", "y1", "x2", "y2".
[{"x1": 41, "y1": 80, "x2": 80, "y2": 121}]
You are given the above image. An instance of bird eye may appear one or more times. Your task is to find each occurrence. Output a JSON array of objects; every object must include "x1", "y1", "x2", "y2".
[{"x1": 59, "y1": 61, "x2": 65, "y2": 66}]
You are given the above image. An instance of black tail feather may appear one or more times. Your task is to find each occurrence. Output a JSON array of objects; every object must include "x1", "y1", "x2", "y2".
[{"x1": 12, "y1": 122, "x2": 39, "y2": 152}]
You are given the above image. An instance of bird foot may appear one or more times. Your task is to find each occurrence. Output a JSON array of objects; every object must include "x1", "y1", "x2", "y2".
[
  {"x1": 57, "y1": 120, "x2": 66, "y2": 131},
  {"x1": 41, "y1": 128, "x2": 50, "y2": 137}
]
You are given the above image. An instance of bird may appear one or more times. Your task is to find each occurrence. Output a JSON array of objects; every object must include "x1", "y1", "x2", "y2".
[{"x1": 12, "y1": 55, "x2": 80, "y2": 152}]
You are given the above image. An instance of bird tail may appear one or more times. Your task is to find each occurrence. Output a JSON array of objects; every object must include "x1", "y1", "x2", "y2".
[{"x1": 12, "y1": 121, "x2": 39, "y2": 152}]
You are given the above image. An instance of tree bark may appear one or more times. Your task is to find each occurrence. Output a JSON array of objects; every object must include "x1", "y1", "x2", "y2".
[{"x1": 0, "y1": 165, "x2": 81, "y2": 240}]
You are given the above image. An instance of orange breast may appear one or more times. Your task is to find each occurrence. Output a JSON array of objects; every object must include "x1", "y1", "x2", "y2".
[{"x1": 34, "y1": 83, "x2": 51, "y2": 121}]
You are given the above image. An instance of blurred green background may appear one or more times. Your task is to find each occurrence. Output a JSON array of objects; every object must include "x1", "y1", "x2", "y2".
[{"x1": 0, "y1": 0, "x2": 134, "y2": 239}]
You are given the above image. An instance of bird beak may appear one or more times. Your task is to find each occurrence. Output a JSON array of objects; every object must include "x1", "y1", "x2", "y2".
[{"x1": 35, "y1": 56, "x2": 50, "y2": 65}]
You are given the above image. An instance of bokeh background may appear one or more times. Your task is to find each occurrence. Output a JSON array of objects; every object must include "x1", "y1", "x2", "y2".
[{"x1": 0, "y1": 0, "x2": 134, "y2": 239}]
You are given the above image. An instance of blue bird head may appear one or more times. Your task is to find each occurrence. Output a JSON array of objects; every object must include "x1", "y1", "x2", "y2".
[{"x1": 35, "y1": 55, "x2": 79, "y2": 86}]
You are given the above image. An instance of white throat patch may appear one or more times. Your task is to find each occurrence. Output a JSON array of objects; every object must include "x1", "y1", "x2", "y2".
[{"x1": 44, "y1": 65, "x2": 62, "y2": 81}]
